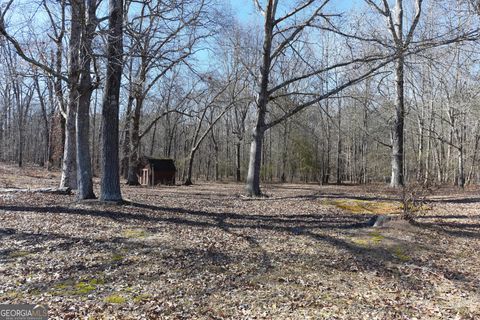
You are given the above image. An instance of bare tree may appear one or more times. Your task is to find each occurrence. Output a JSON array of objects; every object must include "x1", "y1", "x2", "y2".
[
  {"x1": 123, "y1": 0, "x2": 211, "y2": 185},
  {"x1": 100, "y1": 0, "x2": 123, "y2": 201},
  {"x1": 183, "y1": 77, "x2": 245, "y2": 185},
  {"x1": 244, "y1": 0, "x2": 395, "y2": 196},
  {"x1": 364, "y1": 0, "x2": 423, "y2": 188}
]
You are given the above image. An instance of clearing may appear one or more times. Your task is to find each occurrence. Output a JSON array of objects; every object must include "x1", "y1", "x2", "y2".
[{"x1": 0, "y1": 164, "x2": 479, "y2": 319}]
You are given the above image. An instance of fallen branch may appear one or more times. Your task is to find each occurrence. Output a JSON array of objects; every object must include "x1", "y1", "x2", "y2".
[{"x1": 0, "y1": 187, "x2": 71, "y2": 195}]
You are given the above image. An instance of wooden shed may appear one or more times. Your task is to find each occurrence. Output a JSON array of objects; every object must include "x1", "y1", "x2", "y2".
[{"x1": 137, "y1": 157, "x2": 176, "y2": 186}]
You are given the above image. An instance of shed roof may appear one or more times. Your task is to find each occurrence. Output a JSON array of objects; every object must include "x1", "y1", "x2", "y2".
[{"x1": 140, "y1": 156, "x2": 176, "y2": 171}]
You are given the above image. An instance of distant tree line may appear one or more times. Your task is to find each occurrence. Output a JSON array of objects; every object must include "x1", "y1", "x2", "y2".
[{"x1": 0, "y1": 0, "x2": 479, "y2": 199}]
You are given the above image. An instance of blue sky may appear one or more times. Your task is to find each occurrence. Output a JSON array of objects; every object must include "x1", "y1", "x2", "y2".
[
  {"x1": 193, "y1": 0, "x2": 365, "y2": 70},
  {"x1": 226, "y1": 0, "x2": 364, "y2": 24}
]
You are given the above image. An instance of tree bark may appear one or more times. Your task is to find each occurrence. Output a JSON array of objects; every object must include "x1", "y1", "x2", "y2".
[
  {"x1": 236, "y1": 140, "x2": 242, "y2": 182},
  {"x1": 100, "y1": 0, "x2": 123, "y2": 202},
  {"x1": 126, "y1": 96, "x2": 143, "y2": 185},
  {"x1": 75, "y1": 0, "x2": 96, "y2": 200},
  {"x1": 245, "y1": 0, "x2": 274, "y2": 196},
  {"x1": 361, "y1": 96, "x2": 368, "y2": 184},
  {"x1": 76, "y1": 84, "x2": 95, "y2": 199},
  {"x1": 336, "y1": 103, "x2": 342, "y2": 184},
  {"x1": 184, "y1": 150, "x2": 195, "y2": 186},
  {"x1": 150, "y1": 122, "x2": 157, "y2": 156},
  {"x1": 121, "y1": 95, "x2": 133, "y2": 179},
  {"x1": 18, "y1": 119, "x2": 24, "y2": 167},
  {"x1": 390, "y1": 56, "x2": 405, "y2": 188},
  {"x1": 60, "y1": 96, "x2": 77, "y2": 189},
  {"x1": 390, "y1": 0, "x2": 405, "y2": 188},
  {"x1": 246, "y1": 109, "x2": 266, "y2": 196},
  {"x1": 60, "y1": 0, "x2": 82, "y2": 190},
  {"x1": 281, "y1": 121, "x2": 288, "y2": 183}
]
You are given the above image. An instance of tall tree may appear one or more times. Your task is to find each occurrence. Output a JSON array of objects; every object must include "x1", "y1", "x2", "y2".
[
  {"x1": 100, "y1": 0, "x2": 123, "y2": 201},
  {"x1": 75, "y1": 0, "x2": 97, "y2": 199},
  {"x1": 123, "y1": 0, "x2": 210, "y2": 185},
  {"x1": 245, "y1": 0, "x2": 394, "y2": 196},
  {"x1": 365, "y1": 0, "x2": 423, "y2": 188}
]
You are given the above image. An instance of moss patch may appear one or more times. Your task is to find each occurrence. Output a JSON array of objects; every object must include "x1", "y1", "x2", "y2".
[
  {"x1": 9, "y1": 250, "x2": 30, "y2": 258},
  {"x1": 111, "y1": 253, "x2": 124, "y2": 262},
  {"x1": 351, "y1": 238, "x2": 369, "y2": 247},
  {"x1": 104, "y1": 294, "x2": 127, "y2": 304},
  {"x1": 391, "y1": 246, "x2": 411, "y2": 262},
  {"x1": 122, "y1": 229, "x2": 149, "y2": 238},
  {"x1": 133, "y1": 294, "x2": 152, "y2": 303},
  {"x1": 323, "y1": 199, "x2": 402, "y2": 215},
  {"x1": 352, "y1": 231, "x2": 384, "y2": 247},
  {"x1": 368, "y1": 231, "x2": 385, "y2": 244},
  {"x1": 3, "y1": 291, "x2": 24, "y2": 299},
  {"x1": 53, "y1": 277, "x2": 105, "y2": 295}
]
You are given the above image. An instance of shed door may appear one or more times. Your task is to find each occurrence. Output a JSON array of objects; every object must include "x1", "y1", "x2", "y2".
[{"x1": 141, "y1": 168, "x2": 149, "y2": 186}]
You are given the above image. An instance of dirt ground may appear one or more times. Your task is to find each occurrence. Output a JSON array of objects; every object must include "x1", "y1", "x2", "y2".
[{"x1": 0, "y1": 164, "x2": 479, "y2": 319}]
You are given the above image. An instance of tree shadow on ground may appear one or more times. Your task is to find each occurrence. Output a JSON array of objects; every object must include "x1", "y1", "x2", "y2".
[{"x1": 2, "y1": 199, "x2": 478, "y2": 294}]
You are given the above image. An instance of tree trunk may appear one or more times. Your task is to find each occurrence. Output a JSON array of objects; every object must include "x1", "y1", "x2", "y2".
[
  {"x1": 91, "y1": 87, "x2": 98, "y2": 176},
  {"x1": 184, "y1": 150, "x2": 195, "y2": 186},
  {"x1": 458, "y1": 146, "x2": 465, "y2": 188},
  {"x1": 17, "y1": 120, "x2": 24, "y2": 167},
  {"x1": 75, "y1": 0, "x2": 96, "y2": 200},
  {"x1": 245, "y1": 0, "x2": 273, "y2": 196},
  {"x1": 236, "y1": 140, "x2": 242, "y2": 182},
  {"x1": 390, "y1": 56, "x2": 405, "y2": 188},
  {"x1": 60, "y1": 99, "x2": 77, "y2": 189},
  {"x1": 324, "y1": 101, "x2": 331, "y2": 184},
  {"x1": 467, "y1": 126, "x2": 479, "y2": 184},
  {"x1": 127, "y1": 97, "x2": 142, "y2": 185},
  {"x1": 121, "y1": 95, "x2": 133, "y2": 179},
  {"x1": 100, "y1": 0, "x2": 123, "y2": 202},
  {"x1": 60, "y1": 0, "x2": 82, "y2": 190},
  {"x1": 390, "y1": 0, "x2": 405, "y2": 188},
  {"x1": 336, "y1": 103, "x2": 342, "y2": 184},
  {"x1": 211, "y1": 131, "x2": 219, "y2": 181},
  {"x1": 76, "y1": 86, "x2": 95, "y2": 199},
  {"x1": 150, "y1": 121, "x2": 157, "y2": 156},
  {"x1": 281, "y1": 122, "x2": 288, "y2": 183},
  {"x1": 246, "y1": 109, "x2": 266, "y2": 196},
  {"x1": 361, "y1": 100, "x2": 368, "y2": 184}
]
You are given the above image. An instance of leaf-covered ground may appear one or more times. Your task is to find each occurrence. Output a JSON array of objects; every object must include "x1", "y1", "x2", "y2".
[{"x1": 1, "y1": 164, "x2": 479, "y2": 319}]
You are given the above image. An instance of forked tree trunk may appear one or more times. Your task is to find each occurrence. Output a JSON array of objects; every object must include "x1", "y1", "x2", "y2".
[
  {"x1": 75, "y1": 0, "x2": 97, "y2": 200},
  {"x1": 184, "y1": 109, "x2": 229, "y2": 185},
  {"x1": 184, "y1": 150, "x2": 195, "y2": 186},
  {"x1": 100, "y1": 0, "x2": 123, "y2": 202}
]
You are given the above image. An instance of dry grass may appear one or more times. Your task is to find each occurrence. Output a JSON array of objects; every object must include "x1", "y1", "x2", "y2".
[{"x1": 322, "y1": 199, "x2": 402, "y2": 214}]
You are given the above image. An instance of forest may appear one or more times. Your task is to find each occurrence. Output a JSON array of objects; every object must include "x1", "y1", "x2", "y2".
[{"x1": 0, "y1": 0, "x2": 480, "y2": 319}]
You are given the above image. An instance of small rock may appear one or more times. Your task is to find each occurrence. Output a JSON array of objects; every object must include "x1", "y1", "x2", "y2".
[{"x1": 373, "y1": 215, "x2": 393, "y2": 228}]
